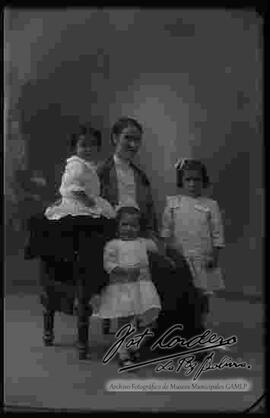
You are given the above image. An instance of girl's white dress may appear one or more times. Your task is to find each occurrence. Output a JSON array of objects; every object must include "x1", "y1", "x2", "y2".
[
  {"x1": 45, "y1": 155, "x2": 115, "y2": 220},
  {"x1": 161, "y1": 194, "x2": 225, "y2": 292},
  {"x1": 97, "y1": 238, "x2": 161, "y2": 322}
]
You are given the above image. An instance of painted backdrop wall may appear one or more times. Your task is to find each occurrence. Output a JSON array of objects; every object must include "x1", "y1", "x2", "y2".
[{"x1": 4, "y1": 8, "x2": 263, "y2": 294}]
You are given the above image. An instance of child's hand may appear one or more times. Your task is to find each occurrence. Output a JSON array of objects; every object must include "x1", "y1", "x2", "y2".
[
  {"x1": 85, "y1": 196, "x2": 96, "y2": 207},
  {"x1": 127, "y1": 267, "x2": 140, "y2": 281},
  {"x1": 139, "y1": 266, "x2": 149, "y2": 281},
  {"x1": 110, "y1": 266, "x2": 139, "y2": 283},
  {"x1": 110, "y1": 267, "x2": 127, "y2": 283},
  {"x1": 72, "y1": 191, "x2": 96, "y2": 207}
]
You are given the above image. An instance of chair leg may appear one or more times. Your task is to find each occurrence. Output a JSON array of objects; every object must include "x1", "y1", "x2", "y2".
[
  {"x1": 77, "y1": 317, "x2": 89, "y2": 359},
  {"x1": 43, "y1": 310, "x2": 55, "y2": 346},
  {"x1": 76, "y1": 298, "x2": 89, "y2": 360},
  {"x1": 102, "y1": 318, "x2": 111, "y2": 335}
]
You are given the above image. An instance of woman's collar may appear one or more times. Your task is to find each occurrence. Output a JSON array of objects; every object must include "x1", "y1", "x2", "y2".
[{"x1": 113, "y1": 154, "x2": 131, "y2": 167}]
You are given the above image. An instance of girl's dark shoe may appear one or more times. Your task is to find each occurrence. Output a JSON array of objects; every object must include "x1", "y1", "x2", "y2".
[
  {"x1": 79, "y1": 350, "x2": 88, "y2": 360},
  {"x1": 196, "y1": 351, "x2": 207, "y2": 362},
  {"x1": 43, "y1": 311, "x2": 55, "y2": 346},
  {"x1": 76, "y1": 341, "x2": 89, "y2": 360},
  {"x1": 130, "y1": 350, "x2": 140, "y2": 362},
  {"x1": 118, "y1": 358, "x2": 135, "y2": 368},
  {"x1": 118, "y1": 351, "x2": 136, "y2": 368},
  {"x1": 43, "y1": 333, "x2": 54, "y2": 346}
]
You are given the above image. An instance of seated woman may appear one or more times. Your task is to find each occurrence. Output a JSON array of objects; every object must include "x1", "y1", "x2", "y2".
[
  {"x1": 97, "y1": 117, "x2": 194, "y2": 340},
  {"x1": 97, "y1": 116, "x2": 157, "y2": 238},
  {"x1": 26, "y1": 123, "x2": 116, "y2": 359}
]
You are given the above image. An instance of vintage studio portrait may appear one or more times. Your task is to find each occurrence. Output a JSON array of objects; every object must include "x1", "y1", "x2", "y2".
[{"x1": 4, "y1": 6, "x2": 265, "y2": 413}]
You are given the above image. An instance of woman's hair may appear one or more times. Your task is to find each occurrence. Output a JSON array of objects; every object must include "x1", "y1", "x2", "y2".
[
  {"x1": 110, "y1": 117, "x2": 143, "y2": 145},
  {"x1": 70, "y1": 123, "x2": 102, "y2": 152},
  {"x1": 176, "y1": 159, "x2": 210, "y2": 188}
]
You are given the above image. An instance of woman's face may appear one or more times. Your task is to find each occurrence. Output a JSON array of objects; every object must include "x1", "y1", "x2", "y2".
[{"x1": 113, "y1": 124, "x2": 142, "y2": 161}]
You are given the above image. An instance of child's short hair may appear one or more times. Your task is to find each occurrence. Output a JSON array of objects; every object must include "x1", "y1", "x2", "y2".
[
  {"x1": 176, "y1": 159, "x2": 210, "y2": 188},
  {"x1": 70, "y1": 123, "x2": 102, "y2": 152},
  {"x1": 116, "y1": 205, "x2": 141, "y2": 225},
  {"x1": 110, "y1": 117, "x2": 143, "y2": 145}
]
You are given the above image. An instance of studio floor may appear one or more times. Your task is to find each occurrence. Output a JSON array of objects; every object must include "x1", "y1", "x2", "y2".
[{"x1": 4, "y1": 279, "x2": 265, "y2": 412}]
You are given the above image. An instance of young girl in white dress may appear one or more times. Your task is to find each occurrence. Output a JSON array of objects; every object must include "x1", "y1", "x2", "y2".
[
  {"x1": 40, "y1": 125, "x2": 116, "y2": 357},
  {"x1": 161, "y1": 159, "x2": 225, "y2": 332},
  {"x1": 96, "y1": 205, "x2": 162, "y2": 366}
]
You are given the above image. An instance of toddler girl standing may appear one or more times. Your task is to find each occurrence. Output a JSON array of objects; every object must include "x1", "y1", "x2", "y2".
[{"x1": 96, "y1": 205, "x2": 161, "y2": 366}]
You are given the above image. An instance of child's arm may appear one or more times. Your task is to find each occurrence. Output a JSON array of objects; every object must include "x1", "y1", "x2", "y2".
[
  {"x1": 207, "y1": 201, "x2": 225, "y2": 268},
  {"x1": 144, "y1": 238, "x2": 173, "y2": 266},
  {"x1": 103, "y1": 241, "x2": 139, "y2": 282},
  {"x1": 145, "y1": 238, "x2": 159, "y2": 254},
  {"x1": 160, "y1": 198, "x2": 183, "y2": 255},
  {"x1": 145, "y1": 237, "x2": 177, "y2": 270},
  {"x1": 160, "y1": 200, "x2": 173, "y2": 246},
  {"x1": 159, "y1": 199, "x2": 186, "y2": 269},
  {"x1": 103, "y1": 241, "x2": 120, "y2": 274}
]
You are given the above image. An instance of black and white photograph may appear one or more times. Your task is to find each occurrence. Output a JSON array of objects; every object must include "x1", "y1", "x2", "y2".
[{"x1": 3, "y1": 6, "x2": 265, "y2": 413}]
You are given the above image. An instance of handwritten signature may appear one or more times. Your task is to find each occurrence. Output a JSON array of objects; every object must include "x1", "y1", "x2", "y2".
[{"x1": 102, "y1": 324, "x2": 252, "y2": 379}]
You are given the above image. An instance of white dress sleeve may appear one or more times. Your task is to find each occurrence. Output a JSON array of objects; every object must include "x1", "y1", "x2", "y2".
[
  {"x1": 59, "y1": 160, "x2": 85, "y2": 197},
  {"x1": 103, "y1": 240, "x2": 119, "y2": 274},
  {"x1": 83, "y1": 164, "x2": 100, "y2": 198},
  {"x1": 209, "y1": 200, "x2": 225, "y2": 248},
  {"x1": 160, "y1": 196, "x2": 174, "y2": 238}
]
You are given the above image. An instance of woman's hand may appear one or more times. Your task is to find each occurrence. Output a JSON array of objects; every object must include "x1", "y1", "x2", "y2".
[
  {"x1": 205, "y1": 248, "x2": 219, "y2": 269},
  {"x1": 166, "y1": 241, "x2": 183, "y2": 254},
  {"x1": 163, "y1": 256, "x2": 177, "y2": 270}
]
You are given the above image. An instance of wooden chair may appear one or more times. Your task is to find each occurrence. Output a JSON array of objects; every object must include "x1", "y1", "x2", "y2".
[{"x1": 25, "y1": 214, "x2": 115, "y2": 359}]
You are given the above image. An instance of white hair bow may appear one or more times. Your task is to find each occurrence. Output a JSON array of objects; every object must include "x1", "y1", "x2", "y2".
[
  {"x1": 174, "y1": 158, "x2": 188, "y2": 170},
  {"x1": 115, "y1": 199, "x2": 140, "y2": 212}
]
